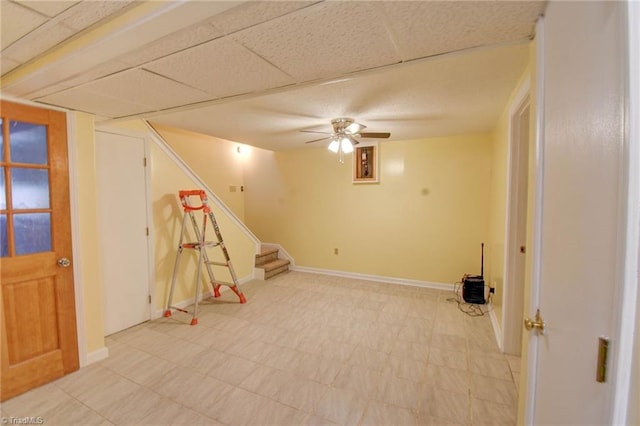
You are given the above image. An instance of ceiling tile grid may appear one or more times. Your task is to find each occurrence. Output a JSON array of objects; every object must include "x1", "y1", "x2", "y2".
[
  {"x1": 14, "y1": 1, "x2": 79, "y2": 18},
  {"x1": 209, "y1": 1, "x2": 319, "y2": 35},
  {"x1": 379, "y1": 1, "x2": 544, "y2": 61},
  {"x1": 77, "y1": 68, "x2": 212, "y2": 111},
  {"x1": 59, "y1": 0, "x2": 134, "y2": 31},
  {"x1": 38, "y1": 86, "x2": 153, "y2": 118},
  {"x1": 117, "y1": 22, "x2": 224, "y2": 67},
  {"x1": 1, "y1": 1, "x2": 49, "y2": 49},
  {"x1": 144, "y1": 37, "x2": 295, "y2": 99},
  {"x1": 231, "y1": 1, "x2": 401, "y2": 82}
]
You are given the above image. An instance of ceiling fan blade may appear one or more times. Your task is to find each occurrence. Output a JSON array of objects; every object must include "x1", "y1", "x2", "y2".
[
  {"x1": 300, "y1": 130, "x2": 332, "y2": 134},
  {"x1": 359, "y1": 132, "x2": 391, "y2": 138},
  {"x1": 345, "y1": 122, "x2": 366, "y2": 134},
  {"x1": 304, "y1": 137, "x2": 330, "y2": 144}
]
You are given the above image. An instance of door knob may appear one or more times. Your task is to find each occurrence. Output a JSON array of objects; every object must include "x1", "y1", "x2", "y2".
[
  {"x1": 524, "y1": 309, "x2": 545, "y2": 334},
  {"x1": 57, "y1": 258, "x2": 71, "y2": 268}
]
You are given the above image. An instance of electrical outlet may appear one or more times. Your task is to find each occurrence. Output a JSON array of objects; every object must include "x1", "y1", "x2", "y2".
[{"x1": 334, "y1": 248, "x2": 339, "y2": 255}]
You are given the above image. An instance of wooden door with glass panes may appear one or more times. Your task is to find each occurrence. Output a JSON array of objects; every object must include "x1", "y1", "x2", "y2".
[{"x1": 0, "y1": 101, "x2": 78, "y2": 401}]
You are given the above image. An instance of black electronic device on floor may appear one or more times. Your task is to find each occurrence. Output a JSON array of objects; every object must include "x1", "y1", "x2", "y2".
[{"x1": 462, "y1": 243, "x2": 486, "y2": 304}]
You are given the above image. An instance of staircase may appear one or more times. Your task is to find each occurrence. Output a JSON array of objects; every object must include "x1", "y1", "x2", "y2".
[{"x1": 255, "y1": 246, "x2": 290, "y2": 280}]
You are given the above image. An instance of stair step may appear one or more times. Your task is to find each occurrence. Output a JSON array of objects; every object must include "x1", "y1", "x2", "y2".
[
  {"x1": 255, "y1": 247, "x2": 279, "y2": 266},
  {"x1": 265, "y1": 264, "x2": 289, "y2": 280},
  {"x1": 259, "y1": 258, "x2": 290, "y2": 273}
]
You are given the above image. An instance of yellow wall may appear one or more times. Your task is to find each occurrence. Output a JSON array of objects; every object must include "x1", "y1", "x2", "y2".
[
  {"x1": 148, "y1": 140, "x2": 256, "y2": 310},
  {"x1": 70, "y1": 111, "x2": 105, "y2": 354},
  {"x1": 244, "y1": 134, "x2": 492, "y2": 285},
  {"x1": 150, "y1": 123, "x2": 246, "y2": 221}
]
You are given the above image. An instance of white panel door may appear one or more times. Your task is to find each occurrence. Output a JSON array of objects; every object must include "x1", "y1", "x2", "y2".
[
  {"x1": 96, "y1": 131, "x2": 150, "y2": 335},
  {"x1": 527, "y1": 2, "x2": 626, "y2": 424}
]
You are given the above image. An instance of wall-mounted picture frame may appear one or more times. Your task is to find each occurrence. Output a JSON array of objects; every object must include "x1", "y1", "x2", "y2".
[{"x1": 352, "y1": 141, "x2": 379, "y2": 183}]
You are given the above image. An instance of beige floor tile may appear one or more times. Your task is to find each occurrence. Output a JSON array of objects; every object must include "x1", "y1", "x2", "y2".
[
  {"x1": 383, "y1": 353, "x2": 428, "y2": 383},
  {"x1": 421, "y1": 388, "x2": 471, "y2": 424},
  {"x1": 359, "y1": 401, "x2": 416, "y2": 426},
  {"x1": 374, "y1": 373, "x2": 422, "y2": 411},
  {"x1": 470, "y1": 374, "x2": 518, "y2": 406},
  {"x1": 425, "y1": 365, "x2": 470, "y2": 395},
  {"x1": 331, "y1": 364, "x2": 382, "y2": 397},
  {"x1": 136, "y1": 398, "x2": 220, "y2": 425},
  {"x1": 273, "y1": 375, "x2": 330, "y2": 413},
  {"x1": 505, "y1": 355, "x2": 522, "y2": 373},
  {"x1": 239, "y1": 364, "x2": 293, "y2": 398},
  {"x1": 300, "y1": 414, "x2": 341, "y2": 425},
  {"x1": 294, "y1": 353, "x2": 343, "y2": 385},
  {"x1": 2, "y1": 383, "x2": 73, "y2": 418},
  {"x1": 207, "y1": 355, "x2": 258, "y2": 385},
  {"x1": 116, "y1": 353, "x2": 176, "y2": 386},
  {"x1": 469, "y1": 355, "x2": 512, "y2": 381},
  {"x1": 347, "y1": 345, "x2": 389, "y2": 372},
  {"x1": 471, "y1": 398, "x2": 517, "y2": 425},
  {"x1": 391, "y1": 339, "x2": 430, "y2": 362},
  {"x1": 431, "y1": 333, "x2": 467, "y2": 352},
  {"x1": 78, "y1": 376, "x2": 141, "y2": 415},
  {"x1": 40, "y1": 399, "x2": 110, "y2": 425},
  {"x1": 314, "y1": 387, "x2": 368, "y2": 426},
  {"x1": 428, "y1": 348, "x2": 468, "y2": 371},
  {"x1": 99, "y1": 387, "x2": 163, "y2": 425}
]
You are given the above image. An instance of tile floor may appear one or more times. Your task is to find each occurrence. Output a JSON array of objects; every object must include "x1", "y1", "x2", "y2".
[{"x1": 1, "y1": 272, "x2": 521, "y2": 425}]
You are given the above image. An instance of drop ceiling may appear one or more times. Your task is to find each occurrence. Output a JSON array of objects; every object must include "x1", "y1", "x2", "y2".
[{"x1": 0, "y1": 1, "x2": 546, "y2": 151}]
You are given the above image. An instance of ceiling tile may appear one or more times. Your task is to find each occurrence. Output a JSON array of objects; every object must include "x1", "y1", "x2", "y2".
[
  {"x1": 209, "y1": 1, "x2": 318, "y2": 34},
  {"x1": 144, "y1": 37, "x2": 295, "y2": 98},
  {"x1": 38, "y1": 87, "x2": 152, "y2": 117},
  {"x1": 3, "y1": 22, "x2": 75, "y2": 63},
  {"x1": 14, "y1": 1, "x2": 79, "y2": 18},
  {"x1": 1, "y1": 1, "x2": 48, "y2": 49},
  {"x1": 379, "y1": 1, "x2": 545, "y2": 61},
  {"x1": 1, "y1": 57, "x2": 21, "y2": 75},
  {"x1": 60, "y1": 0, "x2": 134, "y2": 30},
  {"x1": 58, "y1": 59, "x2": 131, "y2": 87},
  {"x1": 81, "y1": 68, "x2": 212, "y2": 111},
  {"x1": 117, "y1": 22, "x2": 224, "y2": 67},
  {"x1": 232, "y1": 2, "x2": 400, "y2": 82}
]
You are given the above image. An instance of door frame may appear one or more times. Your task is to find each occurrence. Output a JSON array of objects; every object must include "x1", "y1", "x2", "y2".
[
  {"x1": 612, "y1": 1, "x2": 640, "y2": 423},
  {"x1": 524, "y1": 8, "x2": 638, "y2": 424},
  {"x1": 95, "y1": 124, "x2": 156, "y2": 322},
  {"x1": 502, "y1": 78, "x2": 530, "y2": 355}
]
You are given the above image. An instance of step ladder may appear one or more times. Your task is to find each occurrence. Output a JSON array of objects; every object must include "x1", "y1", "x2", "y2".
[{"x1": 164, "y1": 189, "x2": 246, "y2": 325}]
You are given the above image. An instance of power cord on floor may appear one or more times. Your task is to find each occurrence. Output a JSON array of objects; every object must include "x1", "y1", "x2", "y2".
[{"x1": 446, "y1": 280, "x2": 493, "y2": 317}]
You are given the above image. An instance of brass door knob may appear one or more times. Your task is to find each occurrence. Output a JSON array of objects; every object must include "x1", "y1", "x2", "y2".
[
  {"x1": 524, "y1": 309, "x2": 545, "y2": 334},
  {"x1": 57, "y1": 257, "x2": 71, "y2": 268}
]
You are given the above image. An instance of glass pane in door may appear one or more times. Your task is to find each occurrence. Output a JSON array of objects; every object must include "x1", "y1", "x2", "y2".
[
  {"x1": 9, "y1": 121, "x2": 48, "y2": 164},
  {"x1": 14, "y1": 213, "x2": 52, "y2": 255},
  {"x1": 0, "y1": 118, "x2": 4, "y2": 162},
  {"x1": 11, "y1": 168, "x2": 50, "y2": 209},
  {"x1": 0, "y1": 214, "x2": 7, "y2": 257},
  {"x1": 0, "y1": 167, "x2": 5, "y2": 210}
]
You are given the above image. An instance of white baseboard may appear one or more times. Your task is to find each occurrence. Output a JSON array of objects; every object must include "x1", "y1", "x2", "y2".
[
  {"x1": 85, "y1": 347, "x2": 109, "y2": 366},
  {"x1": 489, "y1": 304, "x2": 503, "y2": 351},
  {"x1": 290, "y1": 265, "x2": 453, "y2": 291}
]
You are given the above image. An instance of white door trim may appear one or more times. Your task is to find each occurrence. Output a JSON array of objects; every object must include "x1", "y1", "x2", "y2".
[
  {"x1": 502, "y1": 77, "x2": 530, "y2": 355},
  {"x1": 523, "y1": 15, "x2": 546, "y2": 425},
  {"x1": 612, "y1": 1, "x2": 640, "y2": 423},
  {"x1": 66, "y1": 113, "x2": 89, "y2": 367}
]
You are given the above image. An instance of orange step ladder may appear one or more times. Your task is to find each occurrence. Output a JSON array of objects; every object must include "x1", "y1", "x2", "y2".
[{"x1": 164, "y1": 189, "x2": 246, "y2": 325}]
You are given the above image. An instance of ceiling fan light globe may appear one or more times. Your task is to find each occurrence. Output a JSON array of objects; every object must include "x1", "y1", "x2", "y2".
[
  {"x1": 341, "y1": 138, "x2": 354, "y2": 154},
  {"x1": 328, "y1": 140, "x2": 340, "y2": 153}
]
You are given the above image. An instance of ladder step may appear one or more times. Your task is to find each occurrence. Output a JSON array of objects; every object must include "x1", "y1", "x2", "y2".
[
  {"x1": 183, "y1": 242, "x2": 221, "y2": 249},
  {"x1": 206, "y1": 261, "x2": 228, "y2": 267},
  {"x1": 213, "y1": 281, "x2": 237, "y2": 288}
]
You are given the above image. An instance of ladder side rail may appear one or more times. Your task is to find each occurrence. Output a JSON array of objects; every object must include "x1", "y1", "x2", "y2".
[{"x1": 164, "y1": 209, "x2": 190, "y2": 316}]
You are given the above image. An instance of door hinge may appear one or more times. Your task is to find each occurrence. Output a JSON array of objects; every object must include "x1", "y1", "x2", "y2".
[
  {"x1": 596, "y1": 336, "x2": 609, "y2": 383},
  {"x1": 143, "y1": 157, "x2": 147, "y2": 167},
  {"x1": 146, "y1": 227, "x2": 149, "y2": 236},
  {"x1": 148, "y1": 294, "x2": 151, "y2": 304}
]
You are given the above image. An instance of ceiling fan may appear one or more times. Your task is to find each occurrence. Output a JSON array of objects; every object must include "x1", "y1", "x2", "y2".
[{"x1": 302, "y1": 117, "x2": 390, "y2": 162}]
